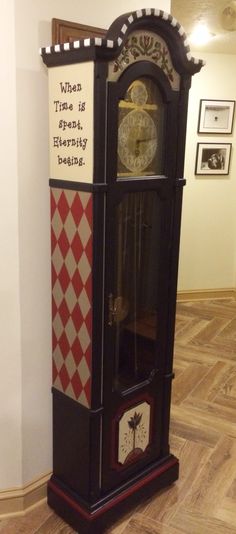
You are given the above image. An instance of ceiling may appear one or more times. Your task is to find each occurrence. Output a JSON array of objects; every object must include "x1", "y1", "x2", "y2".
[{"x1": 171, "y1": 0, "x2": 236, "y2": 54}]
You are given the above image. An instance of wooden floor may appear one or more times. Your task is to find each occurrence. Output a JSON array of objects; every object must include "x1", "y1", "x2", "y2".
[{"x1": 1, "y1": 298, "x2": 236, "y2": 533}]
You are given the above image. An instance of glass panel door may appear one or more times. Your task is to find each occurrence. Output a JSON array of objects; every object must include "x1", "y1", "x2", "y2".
[{"x1": 110, "y1": 190, "x2": 161, "y2": 390}]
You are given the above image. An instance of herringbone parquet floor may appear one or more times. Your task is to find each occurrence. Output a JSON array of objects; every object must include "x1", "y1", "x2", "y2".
[{"x1": 1, "y1": 298, "x2": 236, "y2": 533}]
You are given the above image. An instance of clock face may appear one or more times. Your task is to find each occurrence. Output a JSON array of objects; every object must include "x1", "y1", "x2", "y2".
[
  {"x1": 118, "y1": 109, "x2": 157, "y2": 174},
  {"x1": 117, "y1": 78, "x2": 164, "y2": 178}
]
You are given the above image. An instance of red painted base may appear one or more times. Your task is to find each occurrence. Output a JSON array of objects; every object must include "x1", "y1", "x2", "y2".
[{"x1": 48, "y1": 455, "x2": 179, "y2": 534}]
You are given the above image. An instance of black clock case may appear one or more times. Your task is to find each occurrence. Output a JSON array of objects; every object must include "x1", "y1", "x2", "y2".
[{"x1": 42, "y1": 9, "x2": 203, "y2": 534}]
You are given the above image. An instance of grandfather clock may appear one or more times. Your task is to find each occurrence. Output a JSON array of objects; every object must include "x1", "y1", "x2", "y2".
[{"x1": 41, "y1": 9, "x2": 203, "y2": 533}]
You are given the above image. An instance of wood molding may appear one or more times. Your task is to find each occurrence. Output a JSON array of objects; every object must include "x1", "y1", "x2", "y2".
[
  {"x1": 51, "y1": 18, "x2": 106, "y2": 45},
  {"x1": 0, "y1": 472, "x2": 51, "y2": 518},
  {"x1": 177, "y1": 288, "x2": 236, "y2": 302}
]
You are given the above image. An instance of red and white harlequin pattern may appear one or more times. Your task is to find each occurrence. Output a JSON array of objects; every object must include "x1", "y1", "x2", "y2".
[{"x1": 50, "y1": 188, "x2": 93, "y2": 408}]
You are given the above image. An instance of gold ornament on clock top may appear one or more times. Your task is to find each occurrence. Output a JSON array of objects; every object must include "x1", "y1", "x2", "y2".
[
  {"x1": 130, "y1": 80, "x2": 148, "y2": 106},
  {"x1": 117, "y1": 78, "x2": 164, "y2": 178}
]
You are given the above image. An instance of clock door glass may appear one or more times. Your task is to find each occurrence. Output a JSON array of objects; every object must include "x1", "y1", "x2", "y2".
[
  {"x1": 117, "y1": 78, "x2": 164, "y2": 178},
  {"x1": 112, "y1": 190, "x2": 161, "y2": 390}
]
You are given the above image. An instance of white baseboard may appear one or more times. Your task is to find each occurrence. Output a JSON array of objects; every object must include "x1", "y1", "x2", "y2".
[{"x1": 0, "y1": 472, "x2": 51, "y2": 518}]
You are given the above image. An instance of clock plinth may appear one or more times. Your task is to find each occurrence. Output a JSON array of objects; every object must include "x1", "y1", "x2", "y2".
[
  {"x1": 41, "y1": 8, "x2": 203, "y2": 533},
  {"x1": 48, "y1": 452, "x2": 178, "y2": 534}
]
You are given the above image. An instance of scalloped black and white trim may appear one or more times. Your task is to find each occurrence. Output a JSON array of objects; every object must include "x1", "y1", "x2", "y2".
[{"x1": 40, "y1": 8, "x2": 205, "y2": 66}]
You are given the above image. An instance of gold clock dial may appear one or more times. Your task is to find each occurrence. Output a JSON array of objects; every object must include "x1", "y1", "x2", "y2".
[
  {"x1": 117, "y1": 77, "x2": 164, "y2": 177},
  {"x1": 118, "y1": 109, "x2": 157, "y2": 174}
]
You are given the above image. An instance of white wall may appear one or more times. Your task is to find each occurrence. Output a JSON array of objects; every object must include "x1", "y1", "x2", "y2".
[
  {"x1": 0, "y1": 0, "x2": 22, "y2": 489},
  {"x1": 1, "y1": 0, "x2": 170, "y2": 491},
  {"x1": 178, "y1": 52, "x2": 236, "y2": 292}
]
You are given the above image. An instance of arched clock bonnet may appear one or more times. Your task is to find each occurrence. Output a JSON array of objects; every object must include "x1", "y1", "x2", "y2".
[{"x1": 106, "y1": 8, "x2": 204, "y2": 76}]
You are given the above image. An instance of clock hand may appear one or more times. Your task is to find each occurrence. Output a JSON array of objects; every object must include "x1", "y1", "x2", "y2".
[
  {"x1": 136, "y1": 137, "x2": 157, "y2": 144},
  {"x1": 135, "y1": 137, "x2": 157, "y2": 156}
]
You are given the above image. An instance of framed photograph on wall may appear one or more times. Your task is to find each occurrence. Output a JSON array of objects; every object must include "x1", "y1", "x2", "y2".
[
  {"x1": 195, "y1": 143, "x2": 232, "y2": 175},
  {"x1": 198, "y1": 100, "x2": 235, "y2": 134}
]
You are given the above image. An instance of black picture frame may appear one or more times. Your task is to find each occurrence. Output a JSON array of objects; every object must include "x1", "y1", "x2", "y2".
[
  {"x1": 195, "y1": 143, "x2": 232, "y2": 175},
  {"x1": 198, "y1": 99, "x2": 235, "y2": 134}
]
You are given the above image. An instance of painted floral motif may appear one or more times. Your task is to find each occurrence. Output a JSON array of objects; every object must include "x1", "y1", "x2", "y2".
[
  {"x1": 113, "y1": 33, "x2": 174, "y2": 83},
  {"x1": 119, "y1": 405, "x2": 150, "y2": 464}
]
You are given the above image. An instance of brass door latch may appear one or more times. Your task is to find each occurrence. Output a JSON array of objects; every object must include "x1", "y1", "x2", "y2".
[{"x1": 108, "y1": 294, "x2": 129, "y2": 326}]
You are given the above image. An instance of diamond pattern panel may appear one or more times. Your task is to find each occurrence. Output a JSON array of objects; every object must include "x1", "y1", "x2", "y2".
[{"x1": 51, "y1": 188, "x2": 93, "y2": 408}]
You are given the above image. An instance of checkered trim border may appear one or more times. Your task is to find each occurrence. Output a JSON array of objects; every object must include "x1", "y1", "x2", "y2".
[{"x1": 40, "y1": 8, "x2": 204, "y2": 67}]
